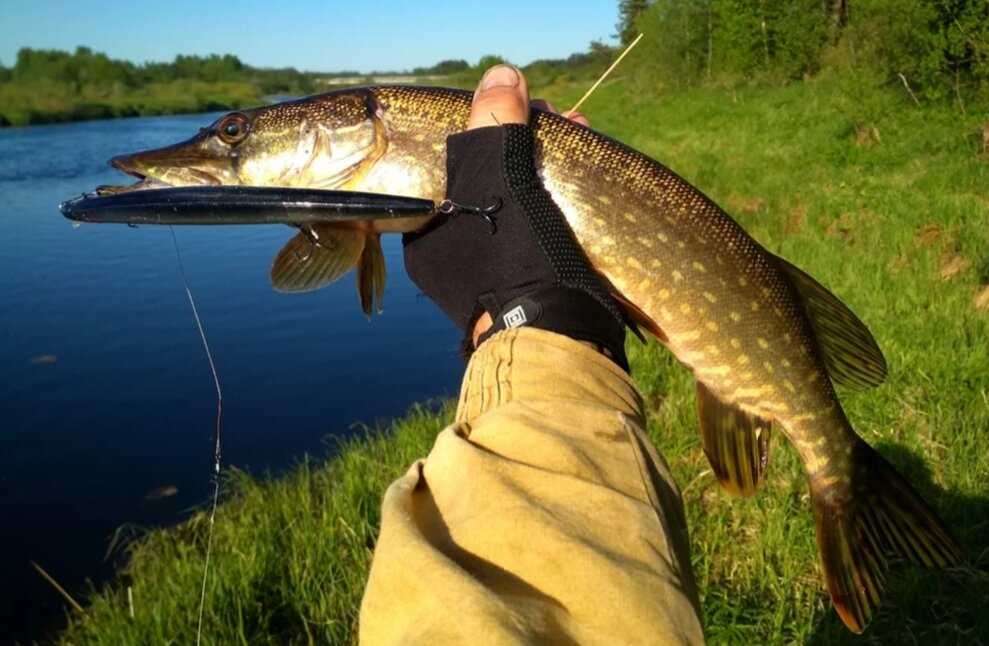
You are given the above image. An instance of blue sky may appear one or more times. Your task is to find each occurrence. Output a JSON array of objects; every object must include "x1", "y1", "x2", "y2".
[{"x1": 0, "y1": 1, "x2": 619, "y2": 73}]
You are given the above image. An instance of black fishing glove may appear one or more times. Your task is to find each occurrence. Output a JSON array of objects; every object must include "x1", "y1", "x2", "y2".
[{"x1": 402, "y1": 123, "x2": 630, "y2": 371}]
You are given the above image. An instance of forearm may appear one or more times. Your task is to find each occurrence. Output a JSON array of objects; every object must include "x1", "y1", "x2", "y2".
[{"x1": 360, "y1": 328, "x2": 704, "y2": 645}]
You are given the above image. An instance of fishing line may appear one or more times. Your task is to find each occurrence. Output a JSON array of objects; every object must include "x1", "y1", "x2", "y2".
[
  {"x1": 167, "y1": 226, "x2": 222, "y2": 645},
  {"x1": 566, "y1": 33, "x2": 644, "y2": 117}
]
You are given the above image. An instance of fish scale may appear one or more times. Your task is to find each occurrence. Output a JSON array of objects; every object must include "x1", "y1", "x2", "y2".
[{"x1": 100, "y1": 84, "x2": 962, "y2": 633}]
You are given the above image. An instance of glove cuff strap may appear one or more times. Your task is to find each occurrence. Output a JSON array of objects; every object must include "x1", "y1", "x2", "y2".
[{"x1": 474, "y1": 286, "x2": 629, "y2": 372}]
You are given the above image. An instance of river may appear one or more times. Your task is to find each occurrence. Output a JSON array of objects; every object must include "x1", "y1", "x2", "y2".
[{"x1": 0, "y1": 113, "x2": 463, "y2": 642}]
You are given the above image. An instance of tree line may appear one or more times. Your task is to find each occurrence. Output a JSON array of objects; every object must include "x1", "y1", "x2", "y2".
[
  {"x1": 617, "y1": 0, "x2": 989, "y2": 106},
  {"x1": 0, "y1": 47, "x2": 315, "y2": 95}
]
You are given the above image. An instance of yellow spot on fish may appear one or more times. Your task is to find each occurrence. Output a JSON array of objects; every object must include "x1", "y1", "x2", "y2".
[
  {"x1": 750, "y1": 301, "x2": 760, "y2": 311},
  {"x1": 651, "y1": 259, "x2": 663, "y2": 268},
  {"x1": 757, "y1": 338, "x2": 770, "y2": 349},
  {"x1": 763, "y1": 362, "x2": 774, "y2": 374},
  {"x1": 601, "y1": 236, "x2": 615, "y2": 246},
  {"x1": 730, "y1": 338, "x2": 741, "y2": 349},
  {"x1": 741, "y1": 372, "x2": 754, "y2": 381},
  {"x1": 594, "y1": 217, "x2": 607, "y2": 227},
  {"x1": 682, "y1": 352, "x2": 708, "y2": 367},
  {"x1": 703, "y1": 292, "x2": 717, "y2": 303},
  {"x1": 781, "y1": 358, "x2": 791, "y2": 368},
  {"x1": 732, "y1": 386, "x2": 763, "y2": 398},
  {"x1": 808, "y1": 455, "x2": 830, "y2": 472},
  {"x1": 622, "y1": 211, "x2": 636, "y2": 222},
  {"x1": 737, "y1": 355, "x2": 750, "y2": 366},
  {"x1": 598, "y1": 195, "x2": 613, "y2": 205},
  {"x1": 692, "y1": 261, "x2": 706, "y2": 273},
  {"x1": 626, "y1": 257, "x2": 642, "y2": 269},
  {"x1": 413, "y1": 133, "x2": 425, "y2": 142},
  {"x1": 637, "y1": 279, "x2": 651, "y2": 291},
  {"x1": 591, "y1": 245, "x2": 602, "y2": 255},
  {"x1": 679, "y1": 303, "x2": 692, "y2": 315},
  {"x1": 783, "y1": 333, "x2": 792, "y2": 343},
  {"x1": 705, "y1": 345, "x2": 721, "y2": 356},
  {"x1": 815, "y1": 437, "x2": 828, "y2": 447},
  {"x1": 758, "y1": 400, "x2": 789, "y2": 413},
  {"x1": 677, "y1": 241, "x2": 686, "y2": 249},
  {"x1": 738, "y1": 276, "x2": 748, "y2": 287},
  {"x1": 700, "y1": 364, "x2": 730, "y2": 377},
  {"x1": 793, "y1": 412, "x2": 818, "y2": 422},
  {"x1": 656, "y1": 232, "x2": 669, "y2": 243},
  {"x1": 705, "y1": 321, "x2": 719, "y2": 331},
  {"x1": 783, "y1": 380, "x2": 796, "y2": 393},
  {"x1": 658, "y1": 288, "x2": 671, "y2": 299},
  {"x1": 637, "y1": 236, "x2": 653, "y2": 248},
  {"x1": 674, "y1": 329, "x2": 702, "y2": 342},
  {"x1": 672, "y1": 270, "x2": 684, "y2": 283},
  {"x1": 729, "y1": 311, "x2": 741, "y2": 322}
]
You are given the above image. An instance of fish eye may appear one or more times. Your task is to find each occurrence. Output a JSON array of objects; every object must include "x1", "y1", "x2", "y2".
[{"x1": 217, "y1": 113, "x2": 250, "y2": 145}]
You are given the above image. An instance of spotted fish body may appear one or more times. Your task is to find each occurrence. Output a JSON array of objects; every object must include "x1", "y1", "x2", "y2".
[{"x1": 108, "y1": 86, "x2": 961, "y2": 632}]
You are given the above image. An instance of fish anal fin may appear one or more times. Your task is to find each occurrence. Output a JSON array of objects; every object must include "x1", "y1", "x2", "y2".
[
  {"x1": 611, "y1": 290, "x2": 666, "y2": 343},
  {"x1": 356, "y1": 233, "x2": 387, "y2": 317},
  {"x1": 270, "y1": 225, "x2": 365, "y2": 293},
  {"x1": 778, "y1": 258, "x2": 887, "y2": 390},
  {"x1": 696, "y1": 382, "x2": 772, "y2": 498},
  {"x1": 811, "y1": 442, "x2": 962, "y2": 633}
]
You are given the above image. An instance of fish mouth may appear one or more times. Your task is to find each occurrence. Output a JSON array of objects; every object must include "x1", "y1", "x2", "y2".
[{"x1": 98, "y1": 149, "x2": 223, "y2": 195}]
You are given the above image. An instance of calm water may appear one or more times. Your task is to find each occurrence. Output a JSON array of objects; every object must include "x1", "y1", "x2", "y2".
[{"x1": 0, "y1": 114, "x2": 463, "y2": 642}]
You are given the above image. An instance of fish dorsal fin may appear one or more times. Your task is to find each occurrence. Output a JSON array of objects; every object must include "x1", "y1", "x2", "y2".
[
  {"x1": 270, "y1": 225, "x2": 365, "y2": 293},
  {"x1": 696, "y1": 382, "x2": 772, "y2": 498},
  {"x1": 356, "y1": 233, "x2": 387, "y2": 318},
  {"x1": 778, "y1": 258, "x2": 887, "y2": 390}
]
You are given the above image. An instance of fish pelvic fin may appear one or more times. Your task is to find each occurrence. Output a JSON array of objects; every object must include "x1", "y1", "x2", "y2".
[
  {"x1": 610, "y1": 289, "x2": 664, "y2": 343},
  {"x1": 270, "y1": 225, "x2": 365, "y2": 293},
  {"x1": 356, "y1": 233, "x2": 387, "y2": 318},
  {"x1": 811, "y1": 442, "x2": 962, "y2": 633},
  {"x1": 778, "y1": 257, "x2": 887, "y2": 390},
  {"x1": 696, "y1": 383, "x2": 772, "y2": 497}
]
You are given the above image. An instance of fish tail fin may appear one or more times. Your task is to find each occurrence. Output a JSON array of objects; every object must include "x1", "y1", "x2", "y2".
[{"x1": 811, "y1": 442, "x2": 962, "y2": 633}]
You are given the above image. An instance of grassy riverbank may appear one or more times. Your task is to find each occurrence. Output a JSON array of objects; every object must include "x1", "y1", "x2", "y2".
[
  {"x1": 58, "y1": 76, "x2": 989, "y2": 644},
  {"x1": 0, "y1": 79, "x2": 266, "y2": 126}
]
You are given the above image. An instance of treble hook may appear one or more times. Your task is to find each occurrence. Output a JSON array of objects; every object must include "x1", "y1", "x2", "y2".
[
  {"x1": 292, "y1": 224, "x2": 320, "y2": 262},
  {"x1": 438, "y1": 197, "x2": 502, "y2": 233}
]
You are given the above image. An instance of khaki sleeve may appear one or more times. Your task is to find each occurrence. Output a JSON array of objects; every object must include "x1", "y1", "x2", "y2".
[{"x1": 360, "y1": 328, "x2": 705, "y2": 645}]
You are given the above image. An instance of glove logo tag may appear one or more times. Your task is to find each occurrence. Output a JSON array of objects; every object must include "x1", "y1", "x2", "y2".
[{"x1": 503, "y1": 305, "x2": 528, "y2": 328}]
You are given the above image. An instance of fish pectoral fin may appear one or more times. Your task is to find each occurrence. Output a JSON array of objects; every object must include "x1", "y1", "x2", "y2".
[
  {"x1": 696, "y1": 383, "x2": 772, "y2": 498},
  {"x1": 778, "y1": 257, "x2": 887, "y2": 390},
  {"x1": 356, "y1": 233, "x2": 386, "y2": 318},
  {"x1": 270, "y1": 225, "x2": 366, "y2": 293},
  {"x1": 811, "y1": 442, "x2": 962, "y2": 633},
  {"x1": 610, "y1": 290, "x2": 665, "y2": 343}
]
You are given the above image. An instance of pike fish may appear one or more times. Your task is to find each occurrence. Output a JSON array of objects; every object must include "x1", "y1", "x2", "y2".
[{"x1": 101, "y1": 86, "x2": 961, "y2": 631}]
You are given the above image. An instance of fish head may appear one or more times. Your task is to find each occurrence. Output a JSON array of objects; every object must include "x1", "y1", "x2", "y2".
[{"x1": 108, "y1": 89, "x2": 388, "y2": 191}]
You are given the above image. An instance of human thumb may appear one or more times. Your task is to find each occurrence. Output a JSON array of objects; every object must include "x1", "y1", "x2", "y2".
[{"x1": 468, "y1": 65, "x2": 530, "y2": 130}]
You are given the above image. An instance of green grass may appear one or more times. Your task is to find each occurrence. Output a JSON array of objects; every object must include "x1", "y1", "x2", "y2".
[{"x1": 58, "y1": 76, "x2": 989, "y2": 644}]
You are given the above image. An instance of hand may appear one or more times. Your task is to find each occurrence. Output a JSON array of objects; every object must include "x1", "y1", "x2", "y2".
[
  {"x1": 402, "y1": 65, "x2": 629, "y2": 370},
  {"x1": 464, "y1": 68, "x2": 590, "y2": 344}
]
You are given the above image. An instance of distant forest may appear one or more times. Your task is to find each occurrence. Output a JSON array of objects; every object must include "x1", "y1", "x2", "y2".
[
  {"x1": 2, "y1": 0, "x2": 985, "y2": 127},
  {"x1": 0, "y1": 46, "x2": 608, "y2": 127},
  {"x1": 619, "y1": 0, "x2": 989, "y2": 106}
]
